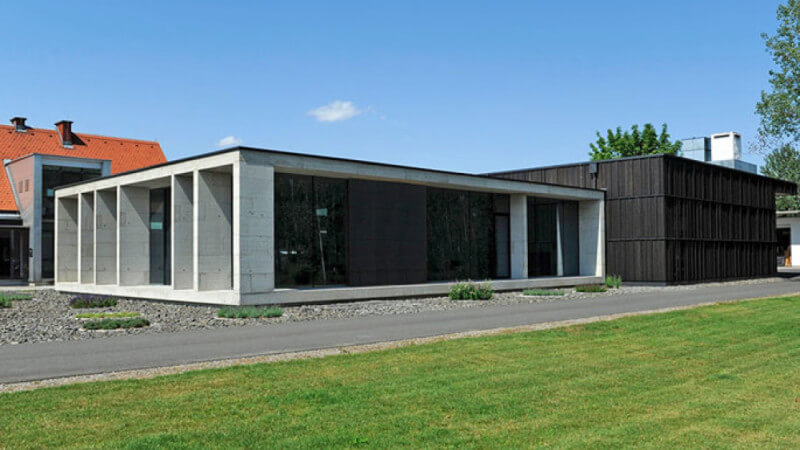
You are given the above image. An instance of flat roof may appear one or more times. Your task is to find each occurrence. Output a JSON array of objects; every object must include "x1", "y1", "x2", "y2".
[{"x1": 55, "y1": 145, "x2": 606, "y2": 194}]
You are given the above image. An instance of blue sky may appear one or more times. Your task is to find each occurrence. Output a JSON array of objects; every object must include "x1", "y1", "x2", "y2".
[{"x1": 0, "y1": 1, "x2": 784, "y2": 173}]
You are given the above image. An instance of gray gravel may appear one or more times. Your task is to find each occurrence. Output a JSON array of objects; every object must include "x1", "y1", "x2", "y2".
[{"x1": 0, "y1": 277, "x2": 784, "y2": 345}]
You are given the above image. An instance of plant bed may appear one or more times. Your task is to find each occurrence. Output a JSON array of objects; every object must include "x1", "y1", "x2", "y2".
[
  {"x1": 0, "y1": 293, "x2": 33, "y2": 308},
  {"x1": 69, "y1": 295, "x2": 118, "y2": 309},
  {"x1": 449, "y1": 281, "x2": 493, "y2": 300},
  {"x1": 522, "y1": 289, "x2": 566, "y2": 296},
  {"x1": 217, "y1": 306, "x2": 284, "y2": 319},
  {"x1": 75, "y1": 311, "x2": 140, "y2": 319},
  {"x1": 82, "y1": 318, "x2": 150, "y2": 330},
  {"x1": 575, "y1": 285, "x2": 607, "y2": 293}
]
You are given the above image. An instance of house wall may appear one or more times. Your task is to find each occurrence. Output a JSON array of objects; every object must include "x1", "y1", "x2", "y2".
[
  {"x1": 54, "y1": 149, "x2": 605, "y2": 305},
  {"x1": 492, "y1": 154, "x2": 791, "y2": 283}
]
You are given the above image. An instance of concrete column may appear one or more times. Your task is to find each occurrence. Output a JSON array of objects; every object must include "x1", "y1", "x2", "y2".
[
  {"x1": 233, "y1": 159, "x2": 274, "y2": 293},
  {"x1": 172, "y1": 174, "x2": 194, "y2": 289},
  {"x1": 95, "y1": 189, "x2": 117, "y2": 285},
  {"x1": 118, "y1": 186, "x2": 150, "y2": 286},
  {"x1": 556, "y1": 203, "x2": 564, "y2": 277},
  {"x1": 579, "y1": 199, "x2": 605, "y2": 277},
  {"x1": 510, "y1": 194, "x2": 528, "y2": 279},
  {"x1": 78, "y1": 192, "x2": 95, "y2": 284},
  {"x1": 195, "y1": 170, "x2": 233, "y2": 291},
  {"x1": 55, "y1": 197, "x2": 78, "y2": 283}
]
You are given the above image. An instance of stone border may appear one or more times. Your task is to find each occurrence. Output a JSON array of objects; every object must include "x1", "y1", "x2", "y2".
[{"x1": 3, "y1": 292, "x2": 796, "y2": 394}]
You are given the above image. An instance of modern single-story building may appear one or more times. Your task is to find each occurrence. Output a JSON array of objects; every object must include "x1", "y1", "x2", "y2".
[
  {"x1": 0, "y1": 117, "x2": 166, "y2": 284},
  {"x1": 491, "y1": 153, "x2": 796, "y2": 284},
  {"x1": 53, "y1": 147, "x2": 606, "y2": 305}
]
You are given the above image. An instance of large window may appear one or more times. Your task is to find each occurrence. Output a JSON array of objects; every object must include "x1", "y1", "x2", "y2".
[
  {"x1": 41, "y1": 165, "x2": 102, "y2": 279},
  {"x1": 274, "y1": 173, "x2": 346, "y2": 287},
  {"x1": 427, "y1": 188, "x2": 507, "y2": 281},
  {"x1": 149, "y1": 188, "x2": 171, "y2": 285},
  {"x1": 527, "y1": 198, "x2": 580, "y2": 277}
]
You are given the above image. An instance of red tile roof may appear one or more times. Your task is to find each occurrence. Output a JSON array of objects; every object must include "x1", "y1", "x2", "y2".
[{"x1": 0, "y1": 124, "x2": 167, "y2": 212}]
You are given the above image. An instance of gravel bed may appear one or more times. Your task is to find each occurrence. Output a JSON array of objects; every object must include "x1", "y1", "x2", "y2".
[{"x1": 0, "y1": 277, "x2": 785, "y2": 345}]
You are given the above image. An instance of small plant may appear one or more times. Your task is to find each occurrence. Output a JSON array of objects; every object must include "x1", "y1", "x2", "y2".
[
  {"x1": 75, "y1": 311, "x2": 140, "y2": 319},
  {"x1": 449, "y1": 281, "x2": 493, "y2": 300},
  {"x1": 523, "y1": 289, "x2": 566, "y2": 296},
  {"x1": 0, "y1": 292, "x2": 32, "y2": 308},
  {"x1": 605, "y1": 275, "x2": 622, "y2": 289},
  {"x1": 83, "y1": 318, "x2": 150, "y2": 330},
  {"x1": 218, "y1": 306, "x2": 284, "y2": 319},
  {"x1": 575, "y1": 285, "x2": 607, "y2": 293},
  {"x1": 69, "y1": 295, "x2": 118, "y2": 309}
]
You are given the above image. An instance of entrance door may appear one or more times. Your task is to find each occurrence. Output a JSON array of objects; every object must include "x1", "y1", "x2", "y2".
[
  {"x1": 0, "y1": 229, "x2": 28, "y2": 280},
  {"x1": 777, "y1": 227, "x2": 791, "y2": 267},
  {"x1": 149, "y1": 188, "x2": 171, "y2": 285}
]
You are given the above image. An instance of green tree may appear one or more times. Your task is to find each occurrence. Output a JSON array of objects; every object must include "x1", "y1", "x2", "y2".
[
  {"x1": 756, "y1": 0, "x2": 800, "y2": 149},
  {"x1": 589, "y1": 123, "x2": 682, "y2": 161},
  {"x1": 762, "y1": 144, "x2": 800, "y2": 210}
]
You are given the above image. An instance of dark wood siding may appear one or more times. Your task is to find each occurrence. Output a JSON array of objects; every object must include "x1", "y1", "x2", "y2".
[{"x1": 492, "y1": 154, "x2": 793, "y2": 284}]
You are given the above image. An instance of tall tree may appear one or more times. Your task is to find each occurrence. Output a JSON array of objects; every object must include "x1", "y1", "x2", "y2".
[
  {"x1": 756, "y1": 0, "x2": 800, "y2": 150},
  {"x1": 762, "y1": 144, "x2": 800, "y2": 210},
  {"x1": 589, "y1": 123, "x2": 681, "y2": 161}
]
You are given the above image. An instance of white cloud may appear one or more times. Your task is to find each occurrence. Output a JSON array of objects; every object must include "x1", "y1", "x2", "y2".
[
  {"x1": 216, "y1": 135, "x2": 243, "y2": 148},
  {"x1": 308, "y1": 100, "x2": 362, "y2": 122}
]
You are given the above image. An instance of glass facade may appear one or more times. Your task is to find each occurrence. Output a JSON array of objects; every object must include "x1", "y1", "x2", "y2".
[
  {"x1": 527, "y1": 198, "x2": 580, "y2": 277},
  {"x1": 41, "y1": 165, "x2": 103, "y2": 279},
  {"x1": 274, "y1": 173, "x2": 346, "y2": 287},
  {"x1": 0, "y1": 229, "x2": 28, "y2": 280},
  {"x1": 426, "y1": 188, "x2": 508, "y2": 281},
  {"x1": 149, "y1": 188, "x2": 171, "y2": 285}
]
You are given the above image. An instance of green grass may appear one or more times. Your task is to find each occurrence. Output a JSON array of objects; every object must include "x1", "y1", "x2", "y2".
[
  {"x1": 575, "y1": 284, "x2": 608, "y2": 293},
  {"x1": 75, "y1": 311, "x2": 140, "y2": 319},
  {"x1": 82, "y1": 318, "x2": 150, "y2": 330},
  {"x1": 217, "y1": 306, "x2": 284, "y2": 319},
  {"x1": 0, "y1": 292, "x2": 33, "y2": 308},
  {"x1": 522, "y1": 289, "x2": 566, "y2": 296},
  {"x1": 4, "y1": 296, "x2": 800, "y2": 447}
]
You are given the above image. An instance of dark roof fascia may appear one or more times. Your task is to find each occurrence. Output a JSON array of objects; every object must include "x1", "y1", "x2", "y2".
[
  {"x1": 55, "y1": 146, "x2": 606, "y2": 193},
  {"x1": 488, "y1": 153, "x2": 797, "y2": 194}
]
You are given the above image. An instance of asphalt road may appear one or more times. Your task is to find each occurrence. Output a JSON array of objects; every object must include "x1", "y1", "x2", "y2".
[{"x1": 2, "y1": 279, "x2": 799, "y2": 384}]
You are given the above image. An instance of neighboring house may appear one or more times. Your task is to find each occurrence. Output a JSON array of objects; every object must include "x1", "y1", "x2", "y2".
[
  {"x1": 776, "y1": 211, "x2": 800, "y2": 267},
  {"x1": 1, "y1": 117, "x2": 166, "y2": 284},
  {"x1": 53, "y1": 147, "x2": 605, "y2": 305},
  {"x1": 491, "y1": 153, "x2": 796, "y2": 284}
]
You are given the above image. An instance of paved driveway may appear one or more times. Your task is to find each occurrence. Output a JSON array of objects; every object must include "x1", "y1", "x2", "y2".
[{"x1": 2, "y1": 279, "x2": 799, "y2": 384}]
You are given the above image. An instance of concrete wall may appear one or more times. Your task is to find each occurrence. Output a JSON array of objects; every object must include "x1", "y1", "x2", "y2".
[
  {"x1": 510, "y1": 194, "x2": 528, "y2": 279},
  {"x1": 195, "y1": 170, "x2": 233, "y2": 291},
  {"x1": 79, "y1": 192, "x2": 95, "y2": 283},
  {"x1": 95, "y1": 190, "x2": 117, "y2": 285},
  {"x1": 118, "y1": 186, "x2": 149, "y2": 286},
  {"x1": 233, "y1": 157, "x2": 274, "y2": 293},
  {"x1": 172, "y1": 174, "x2": 194, "y2": 289},
  {"x1": 578, "y1": 199, "x2": 605, "y2": 277},
  {"x1": 55, "y1": 197, "x2": 78, "y2": 283}
]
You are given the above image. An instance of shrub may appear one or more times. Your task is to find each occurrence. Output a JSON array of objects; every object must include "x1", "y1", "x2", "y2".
[
  {"x1": 83, "y1": 318, "x2": 150, "y2": 330},
  {"x1": 523, "y1": 289, "x2": 566, "y2": 296},
  {"x1": 605, "y1": 275, "x2": 622, "y2": 289},
  {"x1": 218, "y1": 306, "x2": 284, "y2": 319},
  {"x1": 449, "y1": 281, "x2": 493, "y2": 300},
  {"x1": 75, "y1": 311, "x2": 140, "y2": 319},
  {"x1": 575, "y1": 285, "x2": 607, "y2": 293},
  {"x1": 0, "y1": 292, "x2": 33, "y2": 308},
  {"x1": 69, "y1": 295, "x2": 118, "y2": 309}
]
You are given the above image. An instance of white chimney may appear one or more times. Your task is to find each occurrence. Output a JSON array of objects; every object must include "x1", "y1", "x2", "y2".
[{"x1": 710, "y1": 132, "x2": 741, "y2": 162}]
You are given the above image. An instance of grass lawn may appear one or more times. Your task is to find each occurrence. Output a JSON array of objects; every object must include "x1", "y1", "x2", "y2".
[{"x1": 3, "y1": 296, "x2": 800, "y2": 448}]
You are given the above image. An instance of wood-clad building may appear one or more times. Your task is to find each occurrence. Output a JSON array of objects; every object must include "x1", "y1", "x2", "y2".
[{"x1": 491, "y1": 154, "x2": 797, "y2": 284}]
